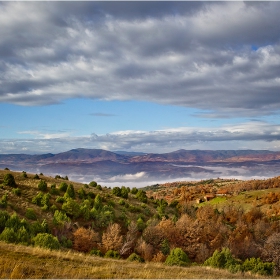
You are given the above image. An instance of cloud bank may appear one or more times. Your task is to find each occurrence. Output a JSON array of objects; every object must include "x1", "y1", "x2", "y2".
[
  {"x1": 1, "y1": 2, "x2": 280, "y2": 117},
  {"x1": 1, "y1": 121, "x2": 280, "y2": 154}
]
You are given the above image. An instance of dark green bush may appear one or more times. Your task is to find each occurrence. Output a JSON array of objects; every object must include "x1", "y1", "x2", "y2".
[
  {"x1": 242, "y1": 257, "x2": 274, "y2": 276},
  {"x1": 89, "y1": 181, "x2": 97, "y2": 188},
  {"x1": 136, "y1": 190, "x2": 147, "y2": 203},
  {"x1": 60, "y1": 236, "x2": 73, "y2": 248},
  {"x1": 131, "y1": 187, "x2": 138, "y2": 195},
  {"x1": 5, "y1": 212, "x2": 22, "y2": 231},
  {"x1": 59, "y1": 182, "x2": 68, "y2": 192},
  {"x1": 90, "y1": 249, "x2": 103, "y2": 257},
  {"x1": 77, "y1": 188, "x2": 86, "y2": 199},
  {"x1": 3, "y1": 173, "x2": 16, "y2": 187},
  {"x1": 22, "y1": 171, "x2": 27, "y2": 178},
  {"x1": 87, "y1": 191, "x2": 95, "y2": 199},
  {"x1": 0, "y1": 210, "x2": 10, "y2": 231},
  {"x1": 33, "y1": 233, "x2": 60, "y2": 250},
  {"x1": 50, "y1": 184, "x2": 59, "y2": 195},
  {"x1": 33, "y1": 174, "x2": 40, "y2": 179},
  {"x1": 16, "y1": 226, "x2": 30, "y2": 245},
  {"x1": 161, "y1": 239, "x2": 170, "y2": 255},
  {"x1": 38, "y1": 180, "x2": 47, "y2": 191},
  {"x1": 127, "y1": 253, "x2": 144, "y2": 263},
  {"x1": 64, "y1": 184, "x2": 75, "y2": 199},
  {"x1": 55, "y1": 196, "x2": 65, "y2": 204},
  {"x1": 165, "y1": 248, "x2": 190, "y2": 267},
  {"x1": 104, "y1": 250, "x2": 120, "y2": 259}
]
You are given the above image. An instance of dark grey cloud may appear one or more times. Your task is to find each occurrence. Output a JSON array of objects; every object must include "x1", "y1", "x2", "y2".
[{"x1": 0, "y1": 2, "x2": 280, "y2": 116}]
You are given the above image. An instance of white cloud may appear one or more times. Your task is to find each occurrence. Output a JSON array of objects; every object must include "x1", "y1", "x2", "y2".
[{"x1": 1, "y1": 121, "x2": 280, "y2": 154}]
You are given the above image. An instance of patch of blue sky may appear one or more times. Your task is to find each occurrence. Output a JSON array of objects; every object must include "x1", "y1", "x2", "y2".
[{"x1": 0, "y1": 98, "x2": 262, "y2": 140}]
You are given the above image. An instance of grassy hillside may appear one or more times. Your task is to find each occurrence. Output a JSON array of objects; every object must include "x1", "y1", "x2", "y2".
[
  {"x1": 0, "y1": 169, "x2": 280, "y2": 278},
  {"x1": 0, "y1": 242, "x2": 262, "y2": 279}
]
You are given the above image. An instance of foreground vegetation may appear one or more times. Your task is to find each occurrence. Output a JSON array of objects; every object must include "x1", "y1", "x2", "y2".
[
  {"x1": 0, "y1": 242, "x2": 264, "y2": 279},
  {"x1": 1, "y1": 169, "x2": 280, "y2": 278}
]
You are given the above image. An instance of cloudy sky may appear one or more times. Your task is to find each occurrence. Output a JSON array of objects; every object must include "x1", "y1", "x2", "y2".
[{"x1": 1, "y1": 1, "x2": 280, "y2": 154}]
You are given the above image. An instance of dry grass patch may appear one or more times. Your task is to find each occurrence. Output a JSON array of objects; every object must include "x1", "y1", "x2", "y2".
[{"x1": 0, "y1": 242, "x2": 264, "y2": 279}]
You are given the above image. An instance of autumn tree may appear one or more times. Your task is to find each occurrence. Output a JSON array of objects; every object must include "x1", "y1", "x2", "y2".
[
  {"x1": 135, "y1": 238, "x2": 154, "y2": 261},
  {"x1": 264, "y1": 233, "x2": 280, "y2": 275},
  {"x1": 119, "y1": 221, "x2": 139, "y2": 257},
  {"x1": 73, "y1": 227, "x2": 99, "y2": 253},
  {"x1": 101, "y1": 223, "x2": 123, "y2": 253}
]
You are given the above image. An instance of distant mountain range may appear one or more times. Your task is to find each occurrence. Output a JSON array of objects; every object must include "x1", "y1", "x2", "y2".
[{"x1": 1, "y1": 148, "x2": 280, "y2": 186}]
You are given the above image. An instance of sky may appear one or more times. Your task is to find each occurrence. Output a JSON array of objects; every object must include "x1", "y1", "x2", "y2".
[{"x1": 1, "y1": 1, "x2": 280, "y2": 154}]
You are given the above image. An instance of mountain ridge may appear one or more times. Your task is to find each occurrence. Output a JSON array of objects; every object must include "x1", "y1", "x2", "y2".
[{"x1": 1, "y1": 148, "x2": 280, "y2": 184}]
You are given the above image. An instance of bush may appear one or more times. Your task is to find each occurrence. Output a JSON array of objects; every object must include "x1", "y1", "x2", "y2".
[
  {"x1": 0, "y1": 210, "x2": 10, "y2": 231},
  {"x1": 32, "y1": 192, "x2": 44, "y2": 206},
  {"x1": 29, "y1": 220, "x2": 49, "y2": 237},
  {"x1": 136, "y1": 190, "x2": 147, "y2": 203},
  {"x1": 127, "y1": 253, "x2": 144, "y2": 263},
  {"x1": 131, "y1": 187, "x2": 138, "y2": 195},
  {"x1": 242, "y1": 257, "x2": 274, "y2": 276},
  {"x1": 33, "y1": 174, "x2": 40, "y2": 179},
  {"x1": 0, "y1": 227, "x2": 17, "y2": 243},
  {"x1": 77, "y1": 188, "x2": 86, "y2": 199},
  {"x1": 33, "y1": 233, "x2": 60, "y2": 250},
  {"x1": 62, "y1": 198, "x2": 81, "y2": 218},
  {"x1": 16, "y1": 226, "x2": 30, "y2": 244},
  {"x1": 55, "y1": 196, "x2": 65, "y2": 204},
  {"x1": 60, "y1": 236, "x2": 73, "y2": 248},
  {"x1": 165, "y1": 248, "x2": 190, "y2": 267},
  {"x1": 87, "y1": 191, "x2": 95, "y2": 199},
  {"x1": 38, "y1": 180, "x2": 47, "y2": 192},
  {"x1": 90, "y1": 249, "x2": 103, "y2": 257},
  {"x1": 0, "y1": 194, "x2": 8, "y2": 208},
  {"x1": 59, "y1": 182, "x2": 68, "y2": 192},
  {"x1": 64, "y1": 184, "x2": 75, "y2": 199},
  {"x1": 112, "y1": 187, "x2": 121, "y2": 197},
  {"x1": 50, "y1": 184, "x2": 59, "y2": 195},
  {"x1": 161, "y1": 239, "x2": 170, "y2": 255},
  {"x1": 89, "y1": 181, "x2": 97, "y2": 188},
  {"x1": 12, "y1": 188, "x2": 21, "y2": 196},
  {"x1": 204, "y1": 248, "x2": 238, "y2": 269},
  {"x1": 53, "y1": 210, "x2": 71, "y2": 226},
  {"x1": 22, "y1": 171, "x2": 27, "y2": 178},
  {"x1": 104, "y1": 250, "x2": 120, "y2": 259},
  {"x1": 25, "y1": 208, "x2": 37, "y2": 220},
  {"x1": 3, "y1": 173, "x2": 16, "y2": 187},
  {"x1": 5, "y1": 212, "x2": 22, "y2": 231},
  {"x1": 118, "y1": 199, "x2": 125, "y2": 206}
]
